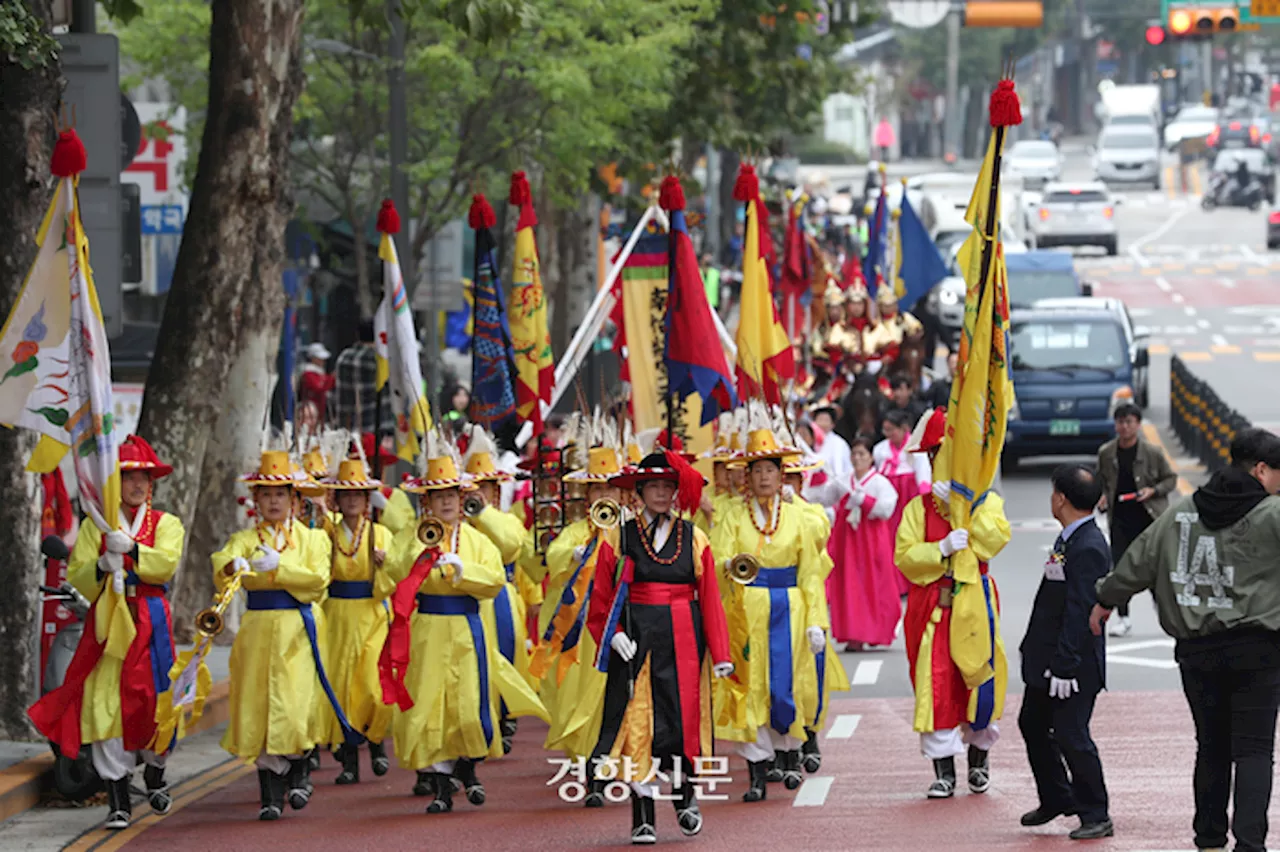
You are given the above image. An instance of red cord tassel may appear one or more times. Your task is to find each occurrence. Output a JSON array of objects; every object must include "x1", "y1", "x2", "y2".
[
  {"x1": 376, "y1": 199, "x2": 400, "y2": 235},
  {"x1": 732, "y1": 164, "x2": 759, "y2": 203},
  {"x1": 468, "y1": 193, "x2": 496, "y2": 230},
  {"x1": 658, "y1": 175, "x2": 686, "y2": 212},
  {"x1": 665, "y1": 449, "x2": 706, "y2": 516},
  {"x1": 509, "y1": 171, "x2": 531, "y2": 207},
  {"x1": 988, "y1": 80, "x2": 1023, "y2": 128},
  {"x1": 50, "y1": 129, "x2": 87, "y2": 178}
]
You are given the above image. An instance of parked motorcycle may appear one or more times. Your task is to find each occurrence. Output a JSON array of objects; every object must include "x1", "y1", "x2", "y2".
[{"x1": 39, "y1": 534, "x2": 102, "y2": 801}]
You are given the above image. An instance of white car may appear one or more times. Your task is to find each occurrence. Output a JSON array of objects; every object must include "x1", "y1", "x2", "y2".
[
  {"x1": 1092, "y1": 126, "x2": 1162, "y2": 188},
  {"x1": 1163, "y1": 104, "x2": 1218, "y2": 151},
  {"x1": 1004, "y1": 140, "x2": 1062, "y2": 187},
  {"x1": 1029, "y1": 182, "x2": 1119, "y2": 255}
]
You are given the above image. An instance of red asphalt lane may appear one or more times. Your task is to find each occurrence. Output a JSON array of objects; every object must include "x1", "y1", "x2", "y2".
[
  {"x1": 1092, "y1": 275, "x2": 1274, "y2": 310},
  {"x1": 117, "y1": 692, "x2": 1236, "y2": 852}
]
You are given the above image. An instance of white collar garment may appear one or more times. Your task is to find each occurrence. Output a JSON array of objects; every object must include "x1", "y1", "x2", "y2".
[{"x1": 642, "y1": 509, "x2": 673, "y2": 552}]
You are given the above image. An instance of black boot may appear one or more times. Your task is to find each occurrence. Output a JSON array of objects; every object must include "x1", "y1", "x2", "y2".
[
  {"x1": 801, "y1": 730, "x2": 822, "y2": 773},
  {"x1": 369, "y1": 741, "x2": 390, "y2": 777},
  {"x1": 781, "y1": 750, "x2": 803, "y2": 790},
  {"x1": 105, "y1": 776, "x2": 132, "y2": 830},
  {"x1": 287, "y1": 758, "x2": 312, "y2": 810},
  {"x1": 500, "y1": 716, "x2": 517, "y2": 754},
  {"x1": 413, "y1": 770, "x2": 434, "y2": 796},
  {"x1": 765, "y1": 751, "x2": 784, "y2": 783},
  {"x1": 674, "y1": 784, "x2": 703, "y2": 836},
  {"x1": 335, "y1": 744, "x2": 359, "y2": 785},
  {"x1": 630, "y1": 792, "x2": 656, "y2": 844},
  {"x1": 454, "y1": 758, "x2": 485, "y2": 806},
  {"x1": 583, "y1": 776, "x2": 606, "y2": 808},
  {"x1": 967, "y1": 745, "x2": 990, "y2": 794},
  {"x1": 742, "y1": 760, "x2": 768, "y2": 803},
  {"x1": 257, "y1": 770, "x2": 284, "y2": 821},
  {"x1": 928, "y1": 757, "x2": 957, "y2": 799},
  {"x1": 425, "y1": 772, "x2": 454, "y2": 814},
  {"x1": 143, "y1": 764, "x2": 172, "y2": 814},
  {"x1": 307, "y1": 747, "x2": 321, "y2": 771}
]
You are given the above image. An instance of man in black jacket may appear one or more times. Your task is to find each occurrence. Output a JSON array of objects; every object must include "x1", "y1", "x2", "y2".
[{"x1": 1018, "y1": 464, "x2": 1113, "y2": 840}]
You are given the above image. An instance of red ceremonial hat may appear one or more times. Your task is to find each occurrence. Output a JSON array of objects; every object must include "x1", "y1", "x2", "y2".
[
  {"x1": 910, "y1": 407, "x2": 948, "y2": 454},
  {"x1": 118, "y1": 434, "x2": 173, "y2": 478},
  {"x1": 357, "y1": 433, "x2": 397, "y2": 467},
  {"x1": 609, "y1": 450, "x2": 706, "y2": 515}
]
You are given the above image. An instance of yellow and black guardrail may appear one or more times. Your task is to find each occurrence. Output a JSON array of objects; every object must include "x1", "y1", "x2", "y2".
[{"x1": 1170, "y1": 355, "x2": 1251, "y2": 472}]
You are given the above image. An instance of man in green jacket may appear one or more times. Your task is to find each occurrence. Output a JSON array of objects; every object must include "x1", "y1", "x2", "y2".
[{"x1": 1090, "y1": 428, "x2": 1280, "y2": 852}]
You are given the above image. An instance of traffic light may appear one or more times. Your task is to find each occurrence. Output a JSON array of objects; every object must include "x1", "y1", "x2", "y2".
[
  {"x1": 962, "y1": 1, "x2": 1044, "y2": 27},
  {"x1": 1167, "y1": 5, "x2": 1238, "y2": 39},
  {"x1": 1145, "y1": 24, "x2": 1166, "y2": 45}
]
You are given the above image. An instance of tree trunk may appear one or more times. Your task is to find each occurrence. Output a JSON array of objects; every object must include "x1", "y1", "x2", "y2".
[
  {"x1": 0, "y1": 0, "x2": 61, "y2": 739},
  {"x1": 717, "y1": 147, "x2": 740, "y2": 266},
  {"x1": 549, "y1": 193, "x2": 599, "y2": 358},
  {"x1": 136, "y1": 0, "x2": 305, "y2": 631},
  {"x1": 346, "y1": 199, "x2": 373, "y2": 319}
]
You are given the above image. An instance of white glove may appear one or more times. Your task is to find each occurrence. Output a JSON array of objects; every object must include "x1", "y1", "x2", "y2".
[
  {"x1": 437, "y1": 552, "x2": 464, "y2": 584},
  {"x1": 232, "y1": 556, "x2": 252, "y2": 575},
  {"x1": 931, "y1": 480, "x2": 951, "y2": 502},
  {"x1": 807, "y1": 626, "x2": 826, "y2": 655},
  {"x1": 98, "y1": 551, "x2": 125, "y2": 593},
  {"x1": 1046, "y1": 670, "x2": 1079, "y2": 700},
  {"x1": 525, "y1": 638, "x2": 534, "y2": 654},
  {"x1": 610, "y1": 631, "x2": 637, "y2": 662},
  {"x1": 782, "y1": 484, "x2": 796, "y2": 502},
  {"x1": 250, "y1": 546, "x2": 280, "y2": 573},
  {"x1": 713, "y1": 661, "x2": 735, "y2": 679},
  {"x1": 104, "y1": 530, "x2": 134, "y2": 554},
  {"x1": 370, "y1": 491, "x2": 389, "y2": 511},
  {"x1": 938, "y1": 528, "x2": 969, "y2": 557},
  {"x1": 572, "y1": 545, "x2": 588, "y2": 562}
]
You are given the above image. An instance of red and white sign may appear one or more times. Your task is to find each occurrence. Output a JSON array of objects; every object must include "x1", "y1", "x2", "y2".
[{"x1": 122, "y1": 103, "x2": 189, "y2": 213}]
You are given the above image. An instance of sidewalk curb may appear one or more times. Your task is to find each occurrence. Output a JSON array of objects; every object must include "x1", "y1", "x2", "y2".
[
  {"x1": 1142, "y1": 421, "x2": 1198, "y2": 495},
  {"x1": 0, "y1": 679, "x2": 230, "y2": 824}
]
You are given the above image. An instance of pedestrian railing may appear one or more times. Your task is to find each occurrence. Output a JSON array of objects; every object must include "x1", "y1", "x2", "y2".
[{"x1": 1169, "y1": 355, "x2": 1252, "y2": 473}]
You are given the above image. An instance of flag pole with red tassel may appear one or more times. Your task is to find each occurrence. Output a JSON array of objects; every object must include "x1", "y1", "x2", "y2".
[
  {"x1": 658, "y1": 173, "x2": 686, "y2": 451},
  {"x1": 978, "y1": 65, "x2": 1023, "y2": 303}
]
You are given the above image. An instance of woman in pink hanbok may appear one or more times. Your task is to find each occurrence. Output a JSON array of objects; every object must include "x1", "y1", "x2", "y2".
[
  {"x1": 874, "y1": 409, "x2": 931, "y2": 595},
  {"x1": 827, "y1": 437, "x2": 900, "y2": 650}
]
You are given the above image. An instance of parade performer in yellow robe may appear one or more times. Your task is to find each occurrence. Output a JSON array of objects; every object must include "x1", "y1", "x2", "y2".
[
  {"x1": 296, "y1": 448, "x2": 335, "y2": 777},
  {"x1": 317, "y1": 457, "x2": 395, "y2": 785},
  {"x1": 711, "y1": 420, "x2": 830, "y2": 802},
  {"x1": 534, "y1": 444, "x2": 622, "y2": 801},
  {"x1": 895, "y1": 408, "x2": 1011, "y2": 799},
  {"x1": 29, "y1": 436, "x2": 185, "y2": 831},
  {"x1": 213, "y1": 451, "x2": 349, "y2": 821},
  {"x1": 362, "y1": 433, "x2": 415, "y2": 535},
  {"x1": 382, "y1": 441, "x2": 547, "y2": 814},
  {"x1": 695, "y1": 412, "x2": 741, "y2": 535},
  {"x1": 461, "y1": 426, "x2": 533, "y2": 752},
  {"x1": 782, "y1": 451, "x2": 850, "y2": 776}
]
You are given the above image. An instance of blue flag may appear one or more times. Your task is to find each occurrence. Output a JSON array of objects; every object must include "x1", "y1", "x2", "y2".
[
  {"x1": 470, "y1": 226, "x2": 518, "y2": 430},
  {"x1": 861, "y1": 191, "x2": 887, "y2": 295},
  {"x1": 894, "y1": 194, "x2": 950, "y2": 313}
]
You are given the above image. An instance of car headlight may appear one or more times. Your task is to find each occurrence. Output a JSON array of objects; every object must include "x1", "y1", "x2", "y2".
[
  {"x1": 939, "y1": 288, "x2": 960, "y2": 306},
  {"x1": 1109, "y1": 386, "x2": 1134, "y2": 416},
  {"x1": 1008, "y1": 398, "x2": 1021, "y2": 421}
]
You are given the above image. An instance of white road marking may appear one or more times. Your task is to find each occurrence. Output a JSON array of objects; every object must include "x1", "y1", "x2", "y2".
[
  {"x1": 1220, "y1": 277, "x2": 1236, "y2": 289},
  {"x1": 825, "y1": 714, "x2": 861, "y2": 740},
  {"x1": 1130, "y1": 207, "x2": 1190, "y2": 253},
  {"x1": 1172, "y1": 292, "x2": 1185, "y2": 304},
  {"x1": 792, "y1": 776, "x2": 834, "y2": 807},
  {"x1": 1240, "y1": 243, "x2": 1263, "y2": 261},
  {"x1": 1212, "y1": 333, "x2": 1227, "y2": 346},
  {"x1": 851, "y1": 660, "x2": 882, "y2": 686},
  {"x1": 1108, "y1": 638, "x2": 1175, "y2": 653},
  {"x1": 1184, "y1": 305, "x2": 1196, "y2": 316},
  {"x1": 1107, "y1": 655, "x2": 1178, "y2": 670},
  {"x1": 1154, "y1": 276, "x2": 1172, "y2": 293}
]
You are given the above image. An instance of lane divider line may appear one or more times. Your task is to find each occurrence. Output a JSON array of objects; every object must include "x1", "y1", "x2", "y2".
[
  {"x1": 825, "y1": 714, "x2": 862, "y2": 740},
  {"x1": 1141, "y1": 422, "x2": 1194, "y2": 496},
  {"x1": 792, "y1": 776, "x2": 834, "y2": 807},
  {"x1": 851, "y1": 660, "x2": 882, "y2": 686}
]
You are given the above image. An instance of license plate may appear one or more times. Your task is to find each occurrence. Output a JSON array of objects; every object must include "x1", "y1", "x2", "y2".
[
  {"x1": 1050, "y1": 419, "x2": 1081, "y2": 436},
  {"x1": 1225, "y1": 139, "x2": 1245, "y2": 149}
]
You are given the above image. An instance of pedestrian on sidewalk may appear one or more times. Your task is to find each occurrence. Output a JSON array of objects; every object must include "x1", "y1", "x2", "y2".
[
  {"x1": 1091, "y1": 428, "x2": 1280, "y2": 852},
  {"x1": 299, "y1": 342, "x2": 335, "y2": 424},
  {"x1": 1094, "y1": 403, "x2": 1177, "y2": 637},
  {"x1": 874, "y1": 118, "x2": 896, "y2": 162},
  {"x1": 1018, "y1": 464, "x2": 1113, "y2": 841},
  {"x1": 28, "y1": 436, "x2": 186, "y2": 831}
]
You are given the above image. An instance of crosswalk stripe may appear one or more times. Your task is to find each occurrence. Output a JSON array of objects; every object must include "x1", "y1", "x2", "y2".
[
  {"x1": 825, "y1": 714, "x2": 861, "y2": 740},
  {"x1": 851, "y1": 660, "x2": 882, "y2": 686},
  {"x1": 1256, "y1": 352, "x2": 1280, "y2": 362},
  {"x1": 792, "y1": 776, "x2": 834, "y2": 807}
]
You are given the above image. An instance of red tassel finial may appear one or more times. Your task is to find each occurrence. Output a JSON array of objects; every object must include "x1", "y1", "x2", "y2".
[
  {"x1": 50, "y1": 128, "x2": 87, "y2": 178},
  {"x1": 665, "y1": 449, "x2": 706, "y2": 515},
  {"x1": 509, "y1": 170, "x2": 531, "y2": 207},
  {"x1": 658, "y1": 175, "x2": 686, "y2": 212},
  {"x1": 468, "y1": 193, "x2": 496, "y2": 230},
  {"x1": 376, "y1": 199, "x2": 400, "y2": 235},
  {"x1": 732, "y1": 164, "x2": 759, "y2": 203},
  {"x1": 989, "y1": 79, "x2": 1023, "y2": 128}
]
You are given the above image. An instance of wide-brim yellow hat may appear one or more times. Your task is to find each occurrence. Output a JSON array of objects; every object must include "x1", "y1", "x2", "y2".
[
  {"x1": 783, "y1": 453, "x2": 824, "y2": 474},
  {"x1": 739, "y1": 428, "x2": 795, "y2": 463},
  {"x1": 402, "y1": 455, "x2": 467, "y2": 493},
  {"x1": 321, "y1": 458, "x2": 382, "y2": 491},
  {"x1": 464, "y1": 450, "x2": 511, "y2": 483},
  {"x1": 565, "y1": 446, "x2": 622, "y2": 484},
  {"x1": 241, "y1": 450, "x2": 306, "y2": 488}
]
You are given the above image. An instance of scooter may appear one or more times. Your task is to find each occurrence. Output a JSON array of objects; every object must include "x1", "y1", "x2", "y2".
[
  {"x1": 39, "y1": 534, "x2": 103, "y2": 801},
  {"x1": 1202, "y1": 174, "x2": 1266, "y2": 211}
]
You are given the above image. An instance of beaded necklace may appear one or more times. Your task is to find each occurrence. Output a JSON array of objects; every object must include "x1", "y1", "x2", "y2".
[
  {"x1": 636, "y1": 513, "x2": 683, "y2": 565},
  {"x1": 749, "y1": 494, "x2": 781, "y2": 543},
  {"x1": 121, "y1": 495, "x2": 155, "y2": 543},
  {"x1": 335, "y1": 514, "x2": 367, "y2": 558},
  {"x1": 256, "y1": 518, "x2": 294, "y2": 552}
]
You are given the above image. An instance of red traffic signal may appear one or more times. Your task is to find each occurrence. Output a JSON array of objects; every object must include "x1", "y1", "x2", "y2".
[{"x1": 1145, "y1": 24, "x2": 1166, "y2": 45}]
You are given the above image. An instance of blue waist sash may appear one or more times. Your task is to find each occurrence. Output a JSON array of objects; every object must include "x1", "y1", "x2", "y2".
[
  {"x1": 747, "y1": 565, "x2": 798, "y2": 734},
  {"x1": 123, "y1": 575, "x2": 175, "y2": 699},
  {"x1": 504, "y1": 562, "x2": 516, "y2": 584},
  {"x1": 245, "y1": 590, "x2": 365, "y2": 746},
  {"x1": 415, "y1": 594, "x2": 493, "y2": 745},
  {"x1": 329, "y1": 580, "x2": 375, "y2": 599}
]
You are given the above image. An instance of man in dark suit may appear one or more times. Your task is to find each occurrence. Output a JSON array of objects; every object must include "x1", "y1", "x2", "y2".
[{"x1": 1018, "y1": 463, "x2": 1113, "y2": 840}]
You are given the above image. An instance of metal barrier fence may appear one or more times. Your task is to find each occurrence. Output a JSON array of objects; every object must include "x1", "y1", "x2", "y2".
[{"x1": 1169, "y1": 355, "x2": 1252, "y2": 473}]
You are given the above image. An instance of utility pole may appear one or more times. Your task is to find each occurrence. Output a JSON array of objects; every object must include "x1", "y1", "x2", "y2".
[
  {"x1": 944, "y1": 6, "x2": 960, "y2": 162},
  {"x1": 71, "y1": 0, "x2": 94, "y2": 32}
]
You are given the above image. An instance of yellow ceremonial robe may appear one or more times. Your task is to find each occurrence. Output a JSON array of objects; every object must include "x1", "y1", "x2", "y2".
[
  {"x1": 469, "y1": 507, "x2": 534, "y2": 689},
  {"x1": 789, "y1": 498, "x2": 850, "y2": 731}
]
